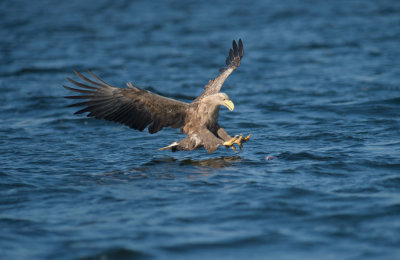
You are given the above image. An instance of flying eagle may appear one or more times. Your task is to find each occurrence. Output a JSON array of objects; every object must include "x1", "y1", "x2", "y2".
[{"x1": 64, "y1": 39, "x2": 250, "y2": 153}]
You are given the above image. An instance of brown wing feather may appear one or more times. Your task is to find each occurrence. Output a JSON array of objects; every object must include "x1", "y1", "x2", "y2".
[
  {"x1": 196, "y1": 39, "x2": 244, "y2": 101},
  {"x1": 64, "y1": 71, "x2": 189, "y2": 134}
]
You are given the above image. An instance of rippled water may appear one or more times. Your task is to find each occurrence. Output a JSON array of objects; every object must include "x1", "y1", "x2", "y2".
[{"x1": 1, "y1": 0, "x2": 400, "y2": 259}]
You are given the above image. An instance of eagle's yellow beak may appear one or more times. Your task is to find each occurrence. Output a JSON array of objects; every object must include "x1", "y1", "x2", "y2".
[{"x1": 223, "y1": 100, "x2": 235, "y2": 111}]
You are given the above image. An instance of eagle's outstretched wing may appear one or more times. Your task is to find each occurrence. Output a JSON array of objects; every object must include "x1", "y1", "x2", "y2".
[
  {"x1": 64, "y1": 70, "x2": 189, "y2": 133},
  {"x1": 196, "y1": 39, "x2": 244, "y2": 101}
]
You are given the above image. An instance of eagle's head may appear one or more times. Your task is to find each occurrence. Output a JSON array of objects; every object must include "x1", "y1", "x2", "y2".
[{"x1": 203, "y1": 93, "x2": 234, "y2": 111}]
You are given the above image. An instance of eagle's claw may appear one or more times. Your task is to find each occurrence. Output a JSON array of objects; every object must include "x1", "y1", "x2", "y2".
[
  {"x1": 223, "y1": 134, "x2": 251, "y2": 151},
  {"x1": 243, "y1": 134, "x2": 251, "y2": 143},
  {"x1": 223, "y1": 135, "x2": 239, "y2": 147},
  {"x1": 234, "y1": 134, "x2": 251, "y2": 149},
  {"x1": 234, "y1": 135, "x2": 243, "y2": 149}
]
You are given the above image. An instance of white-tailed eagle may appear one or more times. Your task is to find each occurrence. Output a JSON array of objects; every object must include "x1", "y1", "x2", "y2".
[{"x1": 64, "y1": 39, "x2": 250, "y2": 153}]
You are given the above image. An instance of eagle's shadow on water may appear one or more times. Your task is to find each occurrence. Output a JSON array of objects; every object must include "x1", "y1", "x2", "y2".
[
  {"x1": 99, "y1": 156, "x2": 243, "y2": 183},
  {"x1": 144, "y1": 155, "x2": 243, "y2": 168},
  {"x1": 135, "y1": 155, "x2": 243, "y2": 178}
]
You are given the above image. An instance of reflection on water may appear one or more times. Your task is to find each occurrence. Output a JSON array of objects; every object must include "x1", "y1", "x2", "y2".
[
  {"x1": 142, "y1": 155, "x2": 242, "y2": 168},
  {"x1": 179, "y1": 156, "x2": 243, "y2": 168},
  {"x1": 99, "y1": 156, "x2": 243, "y2": 182}
]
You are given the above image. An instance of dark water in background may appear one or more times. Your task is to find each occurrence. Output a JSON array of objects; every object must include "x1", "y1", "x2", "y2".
[{"x1": 1, "y1": 0, "x2": 400, "y2": 259}]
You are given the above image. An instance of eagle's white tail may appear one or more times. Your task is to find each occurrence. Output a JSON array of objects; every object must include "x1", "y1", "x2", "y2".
[{"x1": 158, "y1": 142, "x2": 179, "y2": 151}]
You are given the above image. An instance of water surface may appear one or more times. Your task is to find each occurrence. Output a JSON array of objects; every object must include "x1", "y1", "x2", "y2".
[{"x1": 1, "y1": 0, "x2": 400, "y2": 259}]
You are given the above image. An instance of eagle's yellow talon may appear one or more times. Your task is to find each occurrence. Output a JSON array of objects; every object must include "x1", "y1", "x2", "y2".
[
  {"x1": 243, "y1": 134, "x2": 251, "y2": 142},
  {"x1": 223, "y1": 135, "x2": 238, "y2": 147},
  {"x1": 234, "y1": 135, "x2": 243, "y2": 149},
  {"x1": 224, "y1": 134, "x2": 250, "y2": 152}
]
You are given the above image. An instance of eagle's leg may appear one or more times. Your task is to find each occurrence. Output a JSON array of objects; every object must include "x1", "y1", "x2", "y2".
[
  {"x1": 216, "y1": 127, "x2": 232, "y2": 141},
  {"x1": 198, "y1": 129, "x2": 225, "y2": 154}
]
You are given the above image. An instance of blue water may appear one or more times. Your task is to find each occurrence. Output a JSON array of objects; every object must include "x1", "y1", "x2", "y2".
[{"x1": 1, "y1": 0, "x2": 400, "y2": 259}]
